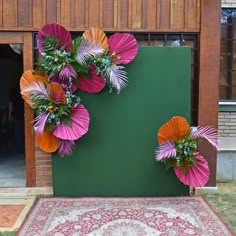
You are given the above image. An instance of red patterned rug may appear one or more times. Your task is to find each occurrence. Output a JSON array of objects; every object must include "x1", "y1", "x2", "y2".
[{"x1": 17, "y1": 196, "x2": 233, "y2": 236}]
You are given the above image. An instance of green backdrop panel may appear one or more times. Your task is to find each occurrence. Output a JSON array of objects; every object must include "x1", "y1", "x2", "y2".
[{"x1": 52, "y1": 46, "x2": 191, "y2": 196}]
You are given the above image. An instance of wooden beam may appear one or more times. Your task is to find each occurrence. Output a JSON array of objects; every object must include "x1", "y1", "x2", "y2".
[
  {"x1": 23, "y1": 32, "x2": 36, "y2": 187},
  {"x1": 198, "y1": 0, "x2": 221, "y2": 186},
  {"x1": 0, "y1": 32, "x2": 23, "y2": 43}
]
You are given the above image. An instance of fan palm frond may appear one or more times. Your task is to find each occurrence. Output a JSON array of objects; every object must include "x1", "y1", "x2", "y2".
[
  {"x1": 105, "y1": 65, "x2": 128, "y2": 93},
  {"x1": 34, "y1": 112, "x2": 50, "y2": 134},
  {"x1": 155, "y1": 141, "x2": 177, "y2": 161},
  {"x1": 21, "y1": 81, "x2": 48, "y2": 101},
  {"x1": 58, "y1": 140, "x2": 75, "y2": 157},
  {"x1": 191, "y1": 126, "x2": 219, "y2": 150}
]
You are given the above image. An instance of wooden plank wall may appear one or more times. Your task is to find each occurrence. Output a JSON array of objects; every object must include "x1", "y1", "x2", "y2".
[{"x1": 0, "y1": 0, "x2": 200, "y2": 32}]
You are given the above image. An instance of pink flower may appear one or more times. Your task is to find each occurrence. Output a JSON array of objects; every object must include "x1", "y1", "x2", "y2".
[
  {"x1": 53, "y1": 104, "x2": 90, "y2": 140},
  {"x1": 108, "y1": 33, "x2": 138, "y2": 65},
  {"x1": 78, "y1": 66, "x2": 105, "y2": 93}
]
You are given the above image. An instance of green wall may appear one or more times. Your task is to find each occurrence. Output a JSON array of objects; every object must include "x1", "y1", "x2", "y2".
[{"x1": 52, "y1": 46, "x2": 191, "y2": 196}]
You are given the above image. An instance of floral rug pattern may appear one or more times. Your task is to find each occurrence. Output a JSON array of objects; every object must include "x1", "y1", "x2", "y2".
[{"x1": 17, "y1": 196, "x2": 233, "y2": 236}]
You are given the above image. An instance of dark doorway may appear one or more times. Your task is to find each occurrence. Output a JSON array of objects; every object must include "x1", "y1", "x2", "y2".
[{"x1": 0, "y1": 44, "x2": 25, "y2": 187}]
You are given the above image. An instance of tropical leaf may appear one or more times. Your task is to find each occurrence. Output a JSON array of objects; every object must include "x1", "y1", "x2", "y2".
[
  {"x1": 58, "y1": 140, "x2": 75, "y2": 157},
  {"x1": 53, "y1": 104, "x2": 90, "y2": 140},
  {"x1": 37, "y1": 23, "x2": 72, "y2": 53},
  {"x1": 76, "y1": 39, "x2": 104, "y2": 64},
  {"x1": 108, "y1": 33, "x2": 138, "y2": 64},
  {"x1": 191, "y1": 126, "x2": 219, "y2": 150},
  {"x1": 21, "y1": 81, "x2": 48, "y2": 104},
  {"x1": 78, "y1": 65, "x2": 105, "y2": 93},
  {"x1": 34, "y1": 112, "x2": 50, "y2": 134},
  {"x1": 158, "y1": 116, "x2": 190, "y2": 144},
  {"x1": 105, "y1": 64, "x2": 128, "y2": 93},
  {"x1": 35, "y1": 130, "x2": 61, "y2": 153},
  {"x1": 41, "y1": 36, "x2": 60, "y2": 53},
  {"x1": 83, "y1": 28, "x2": 108, "y2": 49},
  {"x1": 155, "y1": 141, "x2": 177, "y2": 161}
]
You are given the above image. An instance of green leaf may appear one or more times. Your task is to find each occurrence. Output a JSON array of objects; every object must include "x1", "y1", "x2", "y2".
[{"x1": 42, "y1": 36, "x2": 60, "y2": 53}]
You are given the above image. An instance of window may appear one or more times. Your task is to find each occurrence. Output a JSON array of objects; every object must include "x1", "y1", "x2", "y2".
[{"x1": 220, "y1": 8, "x2": 236, "y2": 101}]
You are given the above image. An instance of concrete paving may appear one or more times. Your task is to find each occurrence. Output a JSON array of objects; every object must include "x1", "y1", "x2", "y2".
[
  {"x1": 0, "y1": 152, "x2": 25, "y2": 187},
  {"x1": 0, "y1": 187, "x2": 53, "y2": 232}
]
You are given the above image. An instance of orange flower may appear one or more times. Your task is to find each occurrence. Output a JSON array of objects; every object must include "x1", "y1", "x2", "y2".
[
  {"x1": 35, "y1": 130, "x2": 61, "y2": 153},
  {"x1": 157, "y1": 116, "x2": 190, "y2": 144},
  {"x1": 20, "y1": 70, "x2": 47, "y2": 106},
  {"x1": 83, "y1": 28, "x2": 108, "y2": 49}
]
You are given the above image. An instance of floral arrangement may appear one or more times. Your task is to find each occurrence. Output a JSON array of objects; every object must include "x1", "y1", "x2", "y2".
[
  {"x1": 20, "y1": 23, "x2": 138, "y2": 157},
  {"x1": 155, "y1": 116, "x2": 219, "y2": 187}
]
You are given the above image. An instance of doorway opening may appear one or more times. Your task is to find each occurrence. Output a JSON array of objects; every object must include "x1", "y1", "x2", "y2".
[{"x1": 0, "y1": 44, "x2": 25, "y2": 187}]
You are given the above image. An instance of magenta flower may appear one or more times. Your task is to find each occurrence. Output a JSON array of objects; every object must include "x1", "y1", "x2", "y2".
[
  {"x1": 37, "y1": 23, "x2": 72, "y2": 53},
  {"x1": 78, "y1": 66, "x2": 105, "y2": 93},
  {"x1": 174, "y1": 153, "x2": 210, "y2": 187},
  {"x1": 53, "y1": 104, "x2": 90, "y2": 140},
  {"x1": 108, "y1": 33, "x2": 138, "y2": 65}
]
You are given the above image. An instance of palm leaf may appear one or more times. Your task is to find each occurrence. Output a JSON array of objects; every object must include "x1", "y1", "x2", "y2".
[
  {"x1": 58, "y1": 140, "x2": 75, "y2": 157},
  {"x1": 105, "y1": 64, "x2": 128, "y2": 93},
  {"x1": 191, "y1": 126, "x2": 219, "y2": 150},
  {"x1": 34, "y1": 112, "x2": 50, "y2": 134},
  {"x1": 155, "y1": 141, "x2": 177, "y2": 161},
  {"x1": 21, "y1": 81, "x2": 48, "y2": 102},
  {"x1": 76, "y1": 39, "x2": 104, "y2": 64}
]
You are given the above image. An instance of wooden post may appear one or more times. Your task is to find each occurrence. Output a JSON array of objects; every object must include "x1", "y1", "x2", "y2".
[
  {"x1": 198, "y1": 0, "x2": 221, "y2": 186},
  {"x1": 23, "y1": 32, "x2": 36, "y2": 187}
]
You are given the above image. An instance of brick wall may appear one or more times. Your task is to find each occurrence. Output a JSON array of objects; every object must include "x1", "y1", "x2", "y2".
[
  {"x1": 35, "y1": 147, "x2": 53, "y2": 187},
  {"x1": 218, "y1": 112, "x2": 236, "y2": 137}
]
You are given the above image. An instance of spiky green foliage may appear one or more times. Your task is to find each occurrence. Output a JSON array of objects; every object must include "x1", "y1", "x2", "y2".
[
  {"x1": 160, "y1": 136, "x2": 198, "y2": 173},
  {"x1": 39, "y1": 49, "x2": 71, "y2": 77},
  {"x1": 38, "y1": 36, "x2": 71, "y2": 77},
  {"x1": 42, "y1": 36, "x2": 61, "y2": 53},
  {"x1": 88, "y1": 52, "x2": 112, "y2": 76}
]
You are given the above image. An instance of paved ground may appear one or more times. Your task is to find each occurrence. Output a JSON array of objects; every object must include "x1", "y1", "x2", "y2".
[{"x1": 0, "y1": 187, "x2": 52, "y2": 235}]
